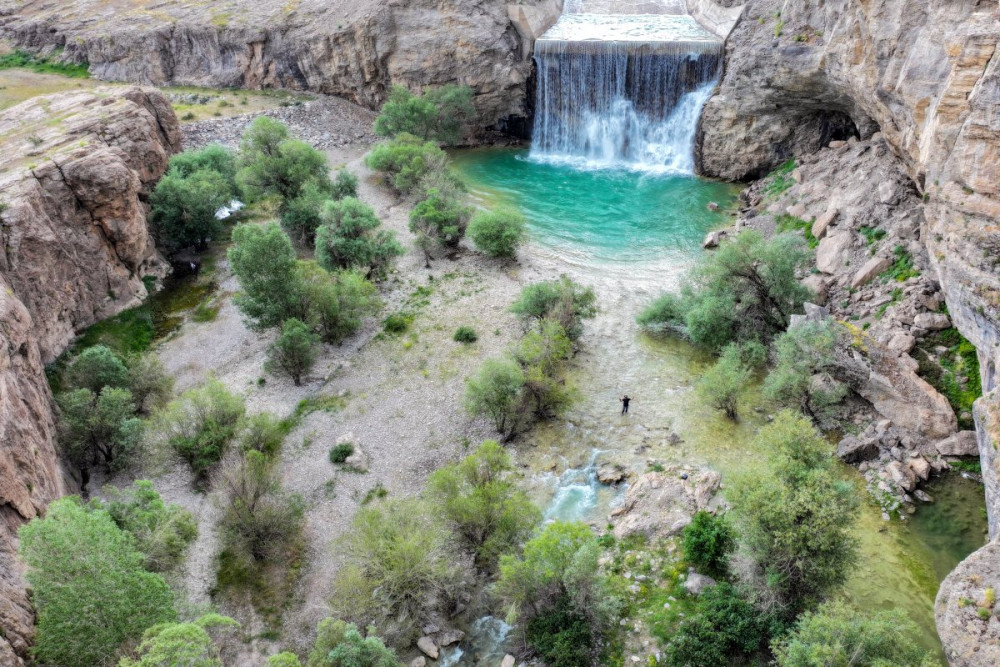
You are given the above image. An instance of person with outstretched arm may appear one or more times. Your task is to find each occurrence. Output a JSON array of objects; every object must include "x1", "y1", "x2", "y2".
[{"x1": 620, "y1": 394, "x2": 631, "y2": 414}]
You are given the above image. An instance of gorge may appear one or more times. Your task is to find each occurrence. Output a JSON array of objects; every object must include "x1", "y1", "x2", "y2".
[{"x1": 0, "y1": 0, "x2": 999, "y2": 665}]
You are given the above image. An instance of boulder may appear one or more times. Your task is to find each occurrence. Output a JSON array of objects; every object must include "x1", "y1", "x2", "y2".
[
  {"x1": 609, "y1": 468, "x2": 721, "y2": 540},
  {"x1": 416, "y1": 637, "x2": 439, "y2": 660},
  {"x1": 851, "y1": 256, "x2": 892, "y2": 288},
  {"x1": 438, "y1": 629, "x2": 465, "y2": 646},
  {"x1": 914, "y1": 313, "x2": 952, "y2": 331},
  {"x1": 935, "y1": 541, "x2": 1000, "y2": 666},
  {"x1": 702, "y1": 230, "x2": 724, "y2": 249},
  {"x1": 886, "y1": 461, "x2": 917, "y2": 492},
  {"x1": 837, "y1": 435, "x2": 879, "y2": 463},
  {"x1": 811, "y1": 208, "x2": 838, "y2": 239},
  {"x1": 501, "y1": 656, "x2": 516, "y2": 667},
  {"x1": 936, "y1": 431, "x2": 979, "y2": 457},
  {"x1": 683, "y1": 571, "x2": 718, "y2": 596},
  {"x1": 597, "y1": 463, "x2": 627, "y2": 485},
  {"x1": 800, "y1": 274, "x2": 830, "y2": 305},
  {"x1": 886, "y1": 333, "x2": 916, "y2": 356},
  {"x1": 908, "y1": 456, "x2": 932, "y2": 482},
  {"x1": 816, "y1": 231, "x2": 853, "y2": 274},
  {"x1": 409, "y1": 659, "x2": 427, "y2": 667}
]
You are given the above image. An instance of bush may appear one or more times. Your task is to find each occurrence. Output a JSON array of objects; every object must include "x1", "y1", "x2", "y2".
[
  {"x1": 773, "y1": 601, "x2": 931, "y2": 666},
  {"x1": 409, "y1": 187, "x2": 471, "y2": 266},
  {"x1": 57, "y1": 387, "x2": 143, "y2": 489},
  {"x1": 329, "y1": 443, "x2": 354, "y2": 464},
  {"x1": 382, "y1": 312, "x2": 413, "y2": 334},
  {"x1": 525, "y1": 596, "x2": 593, "y2": 667},
  {"x1": 101, "y1": 480, "x2": 198, "y2": 573},
  {"x1": 217, "y1": 450, "x2": 305, "y2": 564},
  {"x1": 151, "y1": 169, "x2": 230, "y2": 251},
  {"x1": 281, "y1": 179, "x2": 333, "y2": 246},
  {"x1": 268, "y1": 653, "x2": 303, "y2": 667},
  {"x1": 167, "y1": 144, "x2": 238, "y2": 194},
  {"x1": 266, "y1": 318, "x2": 319, "y2": 386},
  {"x1": 428, "y1": 441, "x2": 541, "y2": 568},
  {"x1": 728, "y1": 411, "x2": 859, "y2": 618},
  {"x1": 125, "y1": 353, "x2": 174, "y2": 415},
  {"x1": 19, "y1": 498, "x2": 176, "y2": 667},
  {"x1": 638, "y1": 230, "x2": 811, "y2": 350},
  {"x1": 239, "y1": 412, "x2": 286, "y2": 457},
  {"x1": 298, "y1": 262, "x2": 379, "y2": 344},
  {"x1": 66, "y1": 344, "x2": 128, "y2": 394},
  {"x1": 330, "y1": 499, "x2": 465, "y2": 644},
  {"x1": 229, "y1": 222, "x2": 308, "y2": 329},
  {"x1": 365, "y1": 133, "x2": 448, "y2": 194},
  {"x1": 236, "y1": 117, "x2": 331, "y2": 204},
  {"x1": 513, "y1": 319, "x2": 576, "y2": 419},
  {"x1": 468, "y1": 207, "x2": 527, "y2": 259},
  {"x1": 663, "y1": 583, "x2": 771, "y2": 667},
  {"x1": 453, "y1": 326, "x2": 478, "y2": 344},
  {"x1": 696, "y1": 343, "x2": 753, "y2": 420},
  {"x1": 764, "y1": 320, "x2": 848, "y2": 422},
  {"x1": 305, "y1": 618, "x2": 399, "y2": 667},
  {"x1": 315, "y1": 197, "x2": 404, "y2": 279},
  {"x1": 682, "y1": 511, "x2": 734, "y2": 579},
  {"x1": 510, "y1": 276, "x2": 597, "y2": 341},
  {"x1": 373, "y1": 84, "x2": 475, "y2": 146},
  {"x1": 465, "y1": 357, "x2": 526, "y2": 440},
  {"x1": 157, "y1": 379, "x2": 246, "y2": 478},
  {"x1": 119, "y1": 614, "x2": 239, "y2": 667},
  {"x1": 331, "y1": 168, "x2": 359, "y2": 199}
]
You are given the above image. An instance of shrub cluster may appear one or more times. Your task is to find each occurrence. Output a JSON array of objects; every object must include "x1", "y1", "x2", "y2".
[{"x1": 373, "y1": 84, "x2": 476, "y2": 146}]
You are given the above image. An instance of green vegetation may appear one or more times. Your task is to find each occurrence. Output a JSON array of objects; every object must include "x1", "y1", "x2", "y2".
[
  {"x1": 373, "y1": 84, "x2": 475, "y2": 146},
  {"x1": 65, "y1": 344, "x2": 128, "y2": 394},
  {"x1": 119, "y1": 614, "x2": 239, "y2": 667},
  {"x1": 382, "y1": 312, "x2": 414, "y2": 334},
  {"x1": 468, "y1": 207, "x2": 527, "y2": 259},
  {"x1": 859, "y1": 225, "x2": 887, "y2": 246},
  {"x1": 695, "y1": 343, "x2": 753, "y2": 420},
  {"x1": 57, "y1": 386, "x2": 143, "y2": 485},
  {"x1": 229, "y1": 222, "x2": 308, "y2": 329},
  {"x1": 331, "y1": 499, "x2": 464, "y2": 644},
  {"x1": 663, "y1": 583, "x2": 772, "y2": 667},
  {"x1": 266, "y1": 318, "x2": 319, "y2": 386},
  {"x1": 453, "y1": 325, "x2": 478, "y2": 343},
  {"x1": 315, "y1": 197, "x2": 404, "y2": 279},
  {"x1": 329, "y1": 443, "x2": 354, "y2": 464},
  {"x1": 156, "y1": 379, "x2": 246, "y2": 478},
  {"x1": 151, "y1": 168, "x2": 231, "y2": 252},
  {"x1": 728, "y1": 411, "x2": 858, "y2": 619},
  {"x1": 465, "y1": 357, "x2": 526, "y2": 440},
  {"x1": 365, "y1": 133, "x2": 448, "y2": 194},
  {"x1": 304, "y1": 618, "x2": 398, "y2": 667},
  {"x1": 682, "y1": 511, "x2": 735, "y2": 579},
  {"x1": 239, "y1": 412, "x2": 287, "y2": 456},
  {"x1": 883, "y1": 244, "x2": 920, "y2": 282},
  {"x1": 236, "y1": 116, "x2": 331, "y2": 204},
  {"x1": 761, "y1": 159, "x2": 796, "y2": 201},
  {"x1": 409, "y1": 187, "x2": 471, "y2": 266},
  {"x1": 510, "y1": 275, "x2": 597, "y2": 342},
  {"x1": 638, "y1": 230, "x2": 811, "y2": 351},
  {"x1": 428, "y1": 441, "x2": 541, "y2": 569},
  {"x1": 764, "y1": 320, "x2": 848, "y2": 423},
  {"x1": 775, "y1": 213, "x2": 818, "y2": 249},
  {"x1": 773, "y1": 601, "x2": 931, "y2": 666},
  {"x1": 100, "y1": 480, "x2": 197, "y2": 573},
  {"x1": 19, "y1": 498, "x2": 176, "y2": 667},
  {"x1": 0, "y1": 49, "x2": 89, "y2": 78},
  {"x1": 299, "y1": 262, "x2": 379, "y2": 344},
  {"x1": 916, "y1": 327, "x2": 982, "y2": 429}
]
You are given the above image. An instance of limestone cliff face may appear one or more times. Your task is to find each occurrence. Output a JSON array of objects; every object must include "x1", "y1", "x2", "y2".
[
  {"x1": 0, "y1": 87, "x2": 178, "y2": 664},
  {"x1": 0, "y1": 0, "x2": 562, "y2": 131}
]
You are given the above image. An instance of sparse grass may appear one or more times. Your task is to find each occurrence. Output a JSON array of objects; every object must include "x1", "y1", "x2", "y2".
[
  {"x1": 761, "y1": 159, "x2": 796, "y2": 201},
  {"x1": 213, "y1": 537, "x2": 304, "y2": 633},
  {"x1": 382, "y1": 312, "x2": 414, "y2": 335},
  {"x1": 361, "y1": 483, "x2": 387, "y2": 505},
  {"x1": 329, "y1": 443, "x2": 354, "y2": 464},
  {"x1": 0, "y1": 50, "x2": 89, "y2": 78},
  {"x1": 915, "y1": 328, "x2": 981, "y2": 429},
  {"x1": 775, "y1": 213, "x2": 818, "y2": 248},
  {"x1": 192, "y1": 300, "x2": 221, "y2": 322},
  {"x1": 281, "y1": 394, "x2": 346, "y2": 433},
  {"x1": 949, "y1": 458, "x2": 982, "y2": 475},
  {"x1": 859, "y1": 226, "x2": 887, "y2": 246},
  {"x1": 882, "y1": 245, "x2": 920, "y2": 282}
]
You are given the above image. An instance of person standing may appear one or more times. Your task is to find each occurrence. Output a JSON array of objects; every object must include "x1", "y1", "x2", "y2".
[{"x1": 620, "y1": 395, "x2": 631, "y2": 415}]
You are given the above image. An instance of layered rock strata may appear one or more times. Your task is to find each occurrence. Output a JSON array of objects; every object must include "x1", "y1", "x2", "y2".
[{"x1": 0, "y1": 87, "x2": 178, "y2": 663}]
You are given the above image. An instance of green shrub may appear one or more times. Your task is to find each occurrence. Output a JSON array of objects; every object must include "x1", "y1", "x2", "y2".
[
  {"x1": 315, "y1": 197, "x2": 404, "y2": 279},
  {"x1": 0, "y1": 49, "x2": 89, "y2": 77},
  {"x1": 409, "y1": 187, "x2": 471, "y2": 266},
  {"x1": 682, "y1": 511, "x2": 734, "y2": 579},
  {"x1": 66, "y1": 344, "x2": 128, "y2": 394},
  {"x1": 281, "y1": 180, "x2": 333, "y2": 246},
  {"x1": 465, "y1": 357, "x2": 526, "y2": 440},
  {"x1": 305, "y1": 618, "x2": 398, "y2": 667},
  {"x1": 239, "y1": 412, "x2": 286, "y2": 456},
  {"x1": 453, "y1": 325, "x2": 478, "y2": 343},
  {"x1": 229, "y1": 222, "x2": 308, "y2": 330},
  {"x1": 19, "y1": 499, "x2": 176, "y2": 667},
  {"x1": 298, "y1": 262, "x2": 379, "y2": 344},
  {"x1": 268, "y1": 653, "x2": 303, "y2": 667},
  {"x1": 468, "y1": 207, "x2": 527, "y2": 259},
  {"x1": 663, "y1": 583, "x2": 771, "y2": 667},
  {"x1": 119, "y1": 614, "x2": 238, "y2": 667},
  {"x1": 510, "y1": 276, "x2": 597, "y2": 341},
  {"x1": 329, "y1": 443, "x2": 354, "y2": 464},
  {"x1": 236, "y1": 117, "x2": 331, "y2": 204},
  {"x1": 513, "y1": 319, "x2": 576, "y2": 419},
  {"x1": 764, "y1": 320, "x2": 847, "y2": 422},
  {"x1": 373, "y1": 84, "x2": 475, "y2": 146},
  {"x1": 330, "y1": 168, "x2": 359, "y2": 199},
  {"x1": 330, "y1": 499, "x2": 465, "y2": 644},
  {"x1": 638, "y1": 230, "x2": 811, "y2": 351},
  {"x1": 696, "y1": 343, "x2": 753, "y2": 420},
  {"x1": 428, "y1": 441, "x2": 541, "y2": 568},
  {"x1": 382, "y1": 312, "x2": 413, "y2": 334},
  {"x1": 157, "y1": 379, "x2": 246, "y2": 477},
  {"x1": 775, "y1": 214, "x2": 818, "y2": 249},
  {"x1": 365, "y1": 133, "x2": 448, "y2": 194},
  {"x1": 101, "y1": 480, "x2": 198, "y2": 573},
  {"x1": 883, "y1": 245, "x2": 920, "y2": 282},
  {"x1": 266, "y1": 318, "x2": 319, "y2": 386},
  {"x1": 124, "y1": 353, "x2": 174, "y2": 415},
  {"x1": 525, "y1": 596, "x2": 593, "y2": 667}
]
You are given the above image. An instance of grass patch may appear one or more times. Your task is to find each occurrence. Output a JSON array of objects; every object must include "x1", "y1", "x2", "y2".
[
  {"x1": 0, "y1": 50, "x2": 89, "y2": 78},
  {"x1": 882, "y1": 245, "x2": 920, "y2": 282},
  {"x1": 213, "y1": 539, "x2": 304, "y2": 633},
  {"x1": 859, "y1": 225, "x2": 887, "y2": 246},
  {"x1": 949, "y1": 457, "x2": 982, "y2": 475},
  {"x1": 382, "y1": 312, "x2": 414, "y2": 335},
  {"x1": 453, "y1": 326, "x2": 478, "y2": 344},
  {"x1": 761, "y1": 159, "x2": 796, "y2": 201},
  {"x1": 875, "y1": 287, "x2": 903, "y2": 319},
  {"x1": 329, "y1": 443, "x2": 354, "y2": 464},
  {"x1": 361, "y1": 483, "x2": 387, "y2": 505},
  {"x1": 281, "y1": 394, "x2": 346, "y2": 433},
  {"x1": 915, "y1": 328, "x2": 981, "y2": 429},
  {"x1": 191, "y1": 300, "x2": 221, "y2": 322},
  {"x1": 775, "y1": 213, "x2": 818, "y2": 248}
]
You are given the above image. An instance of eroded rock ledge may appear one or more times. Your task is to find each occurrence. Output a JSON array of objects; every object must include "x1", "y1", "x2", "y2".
[{"x1": 0, "y1": 86, "x2": 178, "y2": 663}]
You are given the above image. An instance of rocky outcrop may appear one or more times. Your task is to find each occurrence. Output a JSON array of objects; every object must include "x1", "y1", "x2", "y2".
[
  {"x1": 0, "y1": 87, "x2": 178, "y2": 663},
  {"x1": 0, "y1": 0, "x2": 564, "y2": 132},
  {"x1": 609, "y1": 467, "x2": 721, "y2": 540},
  {"x1": 935, "y1": 541, "x2": 1000, "y2": 666}
]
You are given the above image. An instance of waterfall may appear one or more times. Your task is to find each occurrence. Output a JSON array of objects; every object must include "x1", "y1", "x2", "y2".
[{"x1": 530, "y1": 10, "x2": 723, "y2": 173}]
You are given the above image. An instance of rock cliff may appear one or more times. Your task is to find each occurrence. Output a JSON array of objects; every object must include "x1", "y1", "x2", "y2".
[
  {"x1": 0, "y1": 87, "x2": 178, "y2": 664},
  {"x1": 0, "y1": 0, "x2": 563, "y2": 132}
]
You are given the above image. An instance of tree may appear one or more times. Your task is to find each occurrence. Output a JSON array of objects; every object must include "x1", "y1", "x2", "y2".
[
  {"x1": 299, "y1": 261, "x2": 379, "y2": 344},
  {"x1": 510, "y1": 276, "x2": 597, "y2": 342},
  {"x1": 101, "y1": 480, "x2": 198, "y2": 573},
  {"x1": 125, "y1": 353, "x2": 174, "y2": 415},
  {"x1": 696, "y1": 343, "x2": 753, "y2": 420},
  {"x1": 663, "y1": 583, "x2": 772, "y2": 667},
  {"x1": 638, "y1": 230, "x2": 812, "y2": 350},
  {"x1": 428, "y1": 441, "x2": 541, "y2": 569},
  {"x1": 305, "y1": 619, "x2": 398, "y2": 667},
  {"x1": 681, "y1": 511, "x2": 734, "y2": 579},
  {"x1": 57, "y1": 387, "x2": 144, "y2": 491},
  {"x1": 773, "y1": 601, "x2": 932, "y2": 667},
  {"x1": 365, "y1": 133, "x2": 448, "y2": 194},
  {"x1": 315, "y1": 197, "x2": 403, "y2": 279},
  {"x1": 281, "y1": 179, "x2": 334, "y2": 246},
  {"x1": 409, "y1": 187, "x2": 471, "y2": 267},
  {"x1": 765, "y1": 320, "x2": 848, "y2": 422},
  {"x1": 512, "y1": 319, "x2": 575, "y2": 419},
  {"x1": 167, "y1": 144, "x2": 238, "y2": 195},
  {"x1": 66, "y1": 344, "x2": 128, "y2": 394},
  {"x1": 119, "y1": 614, "x2": 239, "y2": 667},
  {"x1": 465, "y1": 357, "x2": 526, "y2": 440},
  {"x1": 236, "y1": 117, "x2": 331, "y2": 204},
  {"x1": 468, "y1": 207, "x2": 526, "y2": 259},
  {"x1": 331, "y1": 499, "x2": 465, "y2": 645},
  {"x1": 156, "y1": 379, "x2": 246, "y2": 478},
  {"x1": 229, "y1": 222, "x2": 307, "y2": 329},
  {"x1": 150, "y1": 169, "x2": 230, "y2": 251},
  {"x1": 373, "y1": 84, "x2": 475, "y2": 145},
  {"x1": 330, "y1": 169, "x2": 359, "y2": 200},
  {"x1": 19, "y1": 498, "x2": 176, "y2": 667},
  {"x1": 266, "y1": 318, "x2": 319, "y2": 386},
  {"x1": 727, "y1": 411, "x2": 859, "y2": 619},
  {"x1": 217, "y1": 450, "x2": 305, "y2": 564}
]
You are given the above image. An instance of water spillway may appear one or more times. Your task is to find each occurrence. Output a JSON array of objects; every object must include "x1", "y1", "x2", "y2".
[{"x1": 530, "y1": 1, "x2": 723, "y2": 172}]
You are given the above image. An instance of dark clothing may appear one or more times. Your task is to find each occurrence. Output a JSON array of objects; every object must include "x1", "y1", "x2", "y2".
[{"x1": 621, "y1": 396, "x2": 631, "y2": 414}]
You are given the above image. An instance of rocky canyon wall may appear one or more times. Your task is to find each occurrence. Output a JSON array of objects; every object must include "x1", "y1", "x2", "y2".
[
  {"x1": 0, "y1": 0, "x2": 563, "y2": 132},
  {"x1": 0, "y1": 87, "x2": 178, "y2": 664}
]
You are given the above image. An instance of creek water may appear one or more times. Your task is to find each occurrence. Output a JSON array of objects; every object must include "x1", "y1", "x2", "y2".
[{"x1": 449, "y1": 148, "x2": 987, "y2": 663}]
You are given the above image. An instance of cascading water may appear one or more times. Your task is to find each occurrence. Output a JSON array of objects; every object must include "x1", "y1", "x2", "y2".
[{"x1": 530, "y1": 3, "x2": 723, "y2": 172}]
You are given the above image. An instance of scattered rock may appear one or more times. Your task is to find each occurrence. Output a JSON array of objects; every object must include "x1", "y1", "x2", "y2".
[
  {"x1": 816, "y1": 231, "x2": 853, "y2": 274},
  {"x1": 851, "y1": 255, "x2": 892, "y2": 289},
  {"x1": 438, "y1": 629, "x2": 465, "y2": 647},
  {"x1": 811, "y1": 208, "x2": 838, "y2": 239},
  {"x1": 410, "y1": 659, "x2": 426, "y2": 667},
  {"x1": 417, "y1": 637, "x2": 439, "y2": 660},
  {"x1": 914, "y1": 313, "x2": 952, "y2": 331},
  {"x1": 908, "y1": 456, "x2": 932, "y2": 482},
  {"x1": 913, "y1": 489, "x2": 934, "y2": 503},
  {"x1": 501, "y1": 656, "x2": 516, "y2": 667},
  {"x1": 597, "y1": 463, "x2": 628, "y2": 485},
  {"x1": 683, "y1": 571, "x2": 718, "y2": 596},
  {"x1": 886, "y1": 333, "x2": 916, "y2": 356},
  {"x1": 610, "y1": 468, "x2": 721, "y2": 540},
  {"x1": 886, "y1": 460, "x2": 917, "y2": 492},
  {"x1": 706, "y1": 201, "x2": 720, "y2": 211},
  {"x1": 702, "y1": 230, "x2": 724, "y2": 249},
  {"x1": 837, "y1": 434, "x2": 878, "y2": 463},
  {"x1": 936, "y1": 431, "x2": 979, "y2": 457}
]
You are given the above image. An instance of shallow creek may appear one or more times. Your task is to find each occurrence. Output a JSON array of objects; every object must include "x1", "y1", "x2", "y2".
[{"x1": 449, "y1": 147, "x2": 987, "y2": 662}]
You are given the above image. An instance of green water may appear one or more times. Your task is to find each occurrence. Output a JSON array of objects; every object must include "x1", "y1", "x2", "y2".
[{"x1": 451, "y1": 147, "x2": 987, "y2": 662}]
